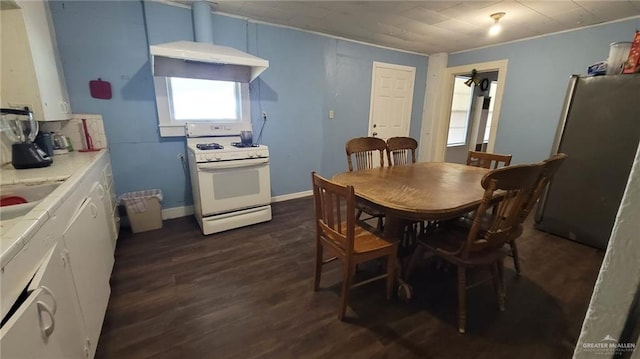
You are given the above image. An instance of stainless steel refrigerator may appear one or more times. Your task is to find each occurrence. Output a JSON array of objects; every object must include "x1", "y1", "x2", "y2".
[{"x1": 535, "y1": 74, "x2": 640, "y2": 249}]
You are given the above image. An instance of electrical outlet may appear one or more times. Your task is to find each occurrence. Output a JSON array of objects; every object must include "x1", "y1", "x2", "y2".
[{"x1": 329, "y1": 110, "x2": 335, "y2": 119}]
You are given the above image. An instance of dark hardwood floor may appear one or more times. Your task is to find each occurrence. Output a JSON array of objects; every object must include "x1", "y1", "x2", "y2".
[{"x1": 96, "y1": 197, "x2": 604, "y2": 359}]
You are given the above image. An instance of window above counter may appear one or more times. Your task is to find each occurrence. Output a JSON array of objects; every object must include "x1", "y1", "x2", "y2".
[{"x1": 153, "y1": 77, "x2": 250, "y2": 137}]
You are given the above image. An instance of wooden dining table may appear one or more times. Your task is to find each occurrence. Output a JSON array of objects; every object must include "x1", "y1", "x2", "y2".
[
  {"x1": 332, "y1": 161, "x2": 492, "y2": 228},
  {"x1": 332, "y1": 162, "x2": 493, "y2": 298}
]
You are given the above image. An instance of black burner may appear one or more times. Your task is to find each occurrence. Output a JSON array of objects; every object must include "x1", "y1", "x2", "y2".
[{"x1": 196, "y1": 143, "x2": 224, "y2": 150}]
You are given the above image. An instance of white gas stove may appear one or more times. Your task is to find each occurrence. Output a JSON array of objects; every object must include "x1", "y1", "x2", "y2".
[{"x1": 186, "y1": 123, "x2": 272, "y2": 235}]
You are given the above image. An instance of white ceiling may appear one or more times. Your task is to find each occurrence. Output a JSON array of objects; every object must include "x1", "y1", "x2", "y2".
[{"x1": 191, "y1": 1, "x2": 640, "y2": 54}]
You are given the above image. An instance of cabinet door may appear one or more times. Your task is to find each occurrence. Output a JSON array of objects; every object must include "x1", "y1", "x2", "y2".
[
  {"x1": 1, "y1": 0, "x2": 71, "y2": 121},
  {"x1": 0, "y1": 6, "x2": 40, "y2": 114},
  {"x1": 0, "y1": 243, "x2": 85, "y2": 358},
  {"x1": 62, "y1": 184, "x2": 114, "y2": 357},
  {"x1": 18, "y1": 0, "x2": 71, "y2": 120}
]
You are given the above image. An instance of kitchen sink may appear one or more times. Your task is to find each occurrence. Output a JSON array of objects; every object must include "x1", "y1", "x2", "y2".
[{"x1": 0, "y1": 182, "x2": 63, "y2": 221}]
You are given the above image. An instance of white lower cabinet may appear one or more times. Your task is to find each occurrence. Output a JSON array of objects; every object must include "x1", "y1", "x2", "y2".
[
  {"x1": 1, "y1": 153, "x2": 117, "y2": 359},
  {"x1": 62, "y1": 181, "x2": 114, "y2": 358},
  {"x1": 0, "y1": 243, "x2": 86, "y2": 358}
]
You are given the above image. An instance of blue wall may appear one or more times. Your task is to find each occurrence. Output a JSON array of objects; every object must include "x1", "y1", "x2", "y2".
[
  {"x1": 449, "y1": 18, "x2": 640, "y2": 164},
  {"x1": 49, "y1": 1, "x2": 428, "y2": 209}
]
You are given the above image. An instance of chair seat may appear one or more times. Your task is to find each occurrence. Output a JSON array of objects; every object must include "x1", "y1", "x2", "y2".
[
  {"x1": 420, "y1": 225, "x2": 510, "y2": 266},
  {"x1": 449, "y1": 214, "x2": 523, "y2": 241},
  {"x1": 353, "y1": 225, "x2": 395, "y2": 254}
]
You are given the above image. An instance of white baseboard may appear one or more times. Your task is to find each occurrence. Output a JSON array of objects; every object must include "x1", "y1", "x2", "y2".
[
  {"x1": 162, "y1": 205, "x2": 194, "y2": 220},
  {"x1": 161, "y1": 191, "x2": 311, "y2": 220},
  {"x1": 271, "y1": 190, "x2": 313, "y2": 203}
]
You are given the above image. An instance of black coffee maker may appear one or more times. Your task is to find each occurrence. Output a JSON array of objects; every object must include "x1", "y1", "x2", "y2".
[{"x1": 0, "y1": 108, "x2": 52, "y2": 169}]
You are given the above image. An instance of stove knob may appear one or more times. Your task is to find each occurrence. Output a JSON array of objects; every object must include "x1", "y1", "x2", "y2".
[
  {"x1": 215, "y1": 156, "x2": 222, "y2": 161},
  {"x1": 248, "y1": 152, "x2": 256, "y2": 158},
  {"x1": 205, "y1": 155, "x2": 214, "y2": 162}
]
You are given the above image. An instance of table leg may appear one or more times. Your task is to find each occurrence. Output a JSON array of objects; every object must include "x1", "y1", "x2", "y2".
[{"x1": 384, "y1": 215, "x2": 416, "y2": 301}]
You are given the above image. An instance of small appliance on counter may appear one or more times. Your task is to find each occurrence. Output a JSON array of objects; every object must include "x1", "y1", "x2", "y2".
[
  {"x1": 35, "y1": 131, "x2": 54, "y2": 157},
  {"x1": 52, "y1": 133, "x2": 70, "y2": 155},
  {"x1": 0, "y1": 108, "x2": 52, "y2": 169}
]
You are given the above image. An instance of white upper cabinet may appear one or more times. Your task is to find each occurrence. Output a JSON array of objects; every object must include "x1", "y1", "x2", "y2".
[{"x1": 0, "y1": 0, "x2": 71, "y2": 121}]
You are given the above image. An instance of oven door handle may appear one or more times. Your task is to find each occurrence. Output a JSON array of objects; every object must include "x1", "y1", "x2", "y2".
[{"x1": 197, "y1": 158, "x2": 269, "y2": 170}]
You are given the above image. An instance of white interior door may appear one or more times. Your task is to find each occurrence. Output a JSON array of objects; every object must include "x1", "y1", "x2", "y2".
[{"x1": 368, "y1": 62, "x2": 416, "y2": 141}]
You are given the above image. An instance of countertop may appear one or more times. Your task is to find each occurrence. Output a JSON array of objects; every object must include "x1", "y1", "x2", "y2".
[
  {"x1": 0, "y1": 150, "x2": 107, "y2": 266},
  {"x1": 1, "y1": 151, "x2": 105, "y2": 185}
]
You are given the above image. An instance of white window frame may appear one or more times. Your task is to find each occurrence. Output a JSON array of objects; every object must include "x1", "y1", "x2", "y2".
[
  {"x1": 153, "y1": 77, "x2": 251, "y2": 137},
  {"x1": 483, "y1": 81, "x2": 499, "y2": 143}
]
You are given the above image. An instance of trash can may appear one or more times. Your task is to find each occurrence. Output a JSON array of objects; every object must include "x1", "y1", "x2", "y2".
[{"x1": 119, "y1": 189, "x2": 163, "y2": 233}]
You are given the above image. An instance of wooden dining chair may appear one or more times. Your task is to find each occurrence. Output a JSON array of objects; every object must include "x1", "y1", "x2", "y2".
[
  {"x1": 386, "y1": 137, "x2": 418, "y2": 166},
  {"x1": 311, "y1": 172, "x2": 398, "y2": 320},
  {"x1": 386, "y1": 136, "x2": 425, "y2": 252},
  {"x1": 414, "y1": 163, "x2": 543, "y2": 333},
  {"x1": 466, "y1": 150, "x2": 512, "y2": 169},
  {"x1": 346, "y1": 137, "x2": 387, "y2": 171},
  {"x1": 345, "y1": 137, "x2": 387, "y2": 230},
  {"x1": 437, "y1": 150, "x2": 512, "y2": 241},
  {"x1": 507, "y1": 153, "x2": 568, "y2": 274}
]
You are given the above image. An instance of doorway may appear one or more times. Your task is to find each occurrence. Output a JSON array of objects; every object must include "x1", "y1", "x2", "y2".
[
  {"x1": 445, "y1": 71, "x2": 499, "y2": 164},
  {"x1": 432, "y1": 60, "x2": 508, "y2": 162}
]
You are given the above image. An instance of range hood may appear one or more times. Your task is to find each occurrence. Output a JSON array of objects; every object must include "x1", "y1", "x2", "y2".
[{"x1": 150, "y1": 40, "x2": 269, "y2": 83}]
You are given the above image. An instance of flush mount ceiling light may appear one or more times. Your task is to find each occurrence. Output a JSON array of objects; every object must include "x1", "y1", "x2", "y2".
[{"x1": 489, "y1": 12, "x2": 506, "y2": 36}]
